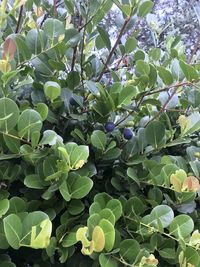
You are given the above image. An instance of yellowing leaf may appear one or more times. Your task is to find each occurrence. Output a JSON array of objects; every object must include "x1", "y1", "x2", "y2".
[
  {"x1": 36, "y1": 6, "x2": 44, "y2": 17},
  {"x1": 76, "y1": 227, "x2": 90, "y2": 247},
  {"x1": 140, "y1": 254, "x2": 159, "y2": 266},
  {"x1": 75, "y1": 159, "x2": 85, "y2": 169},
  {"x1": 189, "y1": 230, "x2": 200, "y2": 246},
  {"x1": 177, "y1": 115, "x2": 190, "y2": 136},
  {"x1": 0, "y1": 60, "x2": 11, "y2": 73},
  {"x1": 58, "y1": 34, "x2": 65, "y2": 42},
  {"x1": 3, "y1": 38, "x2": 16, "y2": 60},
  {"x1": 27, "y1": 19, "x2": 37, "y2": 29},
  {"x1": 76, "y1": 227, "x2": 94, "y2": 255},
  {"x1": 170, "y1": 170, "x2": 187, "y2": 192},
  {"x1": 30, "y1": 219, "x2": 52, "y2": 249},
  {"x1": 82, "y1": 240, "x2": 94, "y2": 255},
  {"x1": 182, "y1": 176, "x2": 200, "y2": 192},
  {"x1": 92, "y1": 226, "x2": 105, "y2": 252}
]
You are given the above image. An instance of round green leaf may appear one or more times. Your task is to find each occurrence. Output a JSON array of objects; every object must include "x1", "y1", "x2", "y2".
[
  {"x1": 125, "y1": 37, "x2": 137, "y2": 53},
  {"x1": 99, "y1": 254, "x2": 118, "y2": 267},
  {"x1": 106, "y1": 199, "x2": 122, "y2": 222},
  {"x1": 68, "y1": 174, "x2": 93, "y2": 199},
  {"x1": 3, "y1": 214, "x2": 22, "y2": 249},
  {"x1": 24, "y1": 174, "x2": 44, "y2": 189},
  {"x1": 139, "y1": 1, "x2": 154, "y2": 17},
  {"x1": 183, "y1": 247, "x2": 200, "y2": 266},
  {"x1": 91, "y1": 130, "x2": 107, "y2": 150},
  {"x1": 43, "y1": 18, "x2": 65, "y2": 39},
  {"x1": 151, "y1": 205, "x2": 174, "y2": 228},
  {"x1": 66, "y1": 71, "x2": 80, "y2": 90},
  {"x1": 99, "y1": 208, "x2": 115, "y2": 225},
  {"x1": 68, "y1": 200, "x2": 84, "y2": 215},
  {"x1": 3, "y1": 130, "x2": 20, "y2": 153},
  {"x1": 26, "y1": 29, "x2": 47, "y2": 54},
  {"x1": 0, "y1": 199, "x2": 9, "y2": 218},
  {"x1": 18, "y1": 109, "x2": 42, "y2": 139},
  {"x1": 8, "y1": 197, "x2": 27, "y2": 214},
  {"x1": 62, "y1": 232, "x2": 77, "y2": 247},
  {"x1": 35, "y1": 103, "x2": 48, "y2": 121},
  {"x1": 44, "y1": 81, "x2": 61, "y2": 102},
  {"x1": 136, "y1": 60, "x2": 150, "y2": 76},
  {"x1": 145, "y1": 121, "x2": 165, "y2": 148},
  {"x1": 99, "y1": 219, "x2": 115, "y2": 252},
  {"x1": 0, "y1": 98, "x2": 19, "y2": 132},
  {"x1": 120, "y1": 239, "x2": 140, "y2": 263},
  {"x1": 158, "y1": 66, "x2": 173, "y2": 85},
  {"x1": 169, "y1": 214, "x2": 194, "y2": 238}
]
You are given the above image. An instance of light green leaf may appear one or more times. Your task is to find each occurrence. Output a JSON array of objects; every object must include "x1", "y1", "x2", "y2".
[
  {"x1": 59, "y1": 181, "x2": 71, "y2": 201},
  {"x1": 0, "y1": 98, "x2": 19, "y2": 132},
  {"x1": 0, "y1": 199, "x2": 9, "y2": 218},
  {"x1": 151, "y1": 205, "x2": 174, "y2": 228},
  {"x1": 139, "y1": 1, "x2": 154, "y2": 17},
  {"x1": 26, "y1": 29, "x2": 47, "y2": 54},
  {"x1": 8, "y1": 197, "x2": 27, "y2": 214},
  {"x1": 20, "y1": 211, "x2": 52, "y2": 249},
  {"x1": 68, "y1": 174, "x2": 93, "y2": 199},
  {"x1": 106, "y1": 199, "x2": 122, "y2": 222},
  {"x1": 99, "y1": 254, "x2": 118, "y2": 267},
  {"x1": 99, "y1": 219, "x2": 115, "y2": 252},
  {"x1": 44, "y1": 81, "x2": 61, "y2": 102},
  {"x1": 24, "y1": 174, "x2": 44, "y2": 189},
  {"x1": 120, "y1": 239, "x2": 140, "y2": 263},
  {"x1": 35, "y1": 103, "x2": 48, "y2": 121},
  {"x1": 180, "y1": 60, "x2": 198, "y2": 81},
  {"x1": 97, "y1": 26, "x2": 111, "y2": 50},
  {"x1": 169, "y1": 214, "x2": 194, "y2": 238},
  {"x1": 91, "y1": 130, "x2": 107, "y2": 150},
  {"x1": 70, "y1": 145, "x2": 89, "y2": 169},
  {"x1": 136, "y1": 60, "x2": 150, "y2": 76},
  {"x1": 18, "y1": 109, "x2": 42, "y2": 140},
  {"x1": 145, "y1": 121, "x2": 165, "y2": 148},
  {"x1": 158, "y1": 67, "x2": 173, "y2": 85},
  {"x1": 43, "y1": 18, "x2": 65, "y2": 40},
  {"x1": 66, "y1": 71, "x2": 80, "y2": 90},
  {"x1": 3, "y1": 214, "x2": 22, "y2": 249},
  {"x1": 62, "y1": 232, "x2": 77, "y2": 247},
  {"x1": 125, "y1": 37, "x2": 137, "y2": 53},
  {"x1": 118, "y1": 85, "x2": 137, "y2": 106},
  {"x1": 3, "y1": 130, "x2": 20, "y2": 153}
]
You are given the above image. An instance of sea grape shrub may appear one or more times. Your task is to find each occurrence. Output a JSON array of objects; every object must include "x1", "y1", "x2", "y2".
[{"x1": 0, "y1": 0, "x2": 200, "y2": 267}]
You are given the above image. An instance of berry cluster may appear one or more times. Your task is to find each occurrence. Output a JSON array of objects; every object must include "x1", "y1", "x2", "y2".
[{"x1": 105, "y1": 122, "x2": 133, "y2": 140}]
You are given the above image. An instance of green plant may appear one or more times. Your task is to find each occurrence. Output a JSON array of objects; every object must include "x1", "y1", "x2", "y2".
[{"x1": 0, "y1": 0, "x2": 200, "y2": 266}]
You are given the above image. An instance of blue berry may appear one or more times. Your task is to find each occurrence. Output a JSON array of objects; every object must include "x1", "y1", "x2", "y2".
[
  {"x1": 123, "y1": 128, "x2": 133, "y2": 140},
  {"x1": 105, "y1": 122, "x2": 115, "y2": 132},
  {"x1": 69, "y1": 97, "x2": 77, "y2": 106}
]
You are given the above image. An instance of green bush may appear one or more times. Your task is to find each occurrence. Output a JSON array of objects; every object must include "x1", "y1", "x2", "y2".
[{"x1": 0, "y1": 0, "x2": 200, "y2": 266}]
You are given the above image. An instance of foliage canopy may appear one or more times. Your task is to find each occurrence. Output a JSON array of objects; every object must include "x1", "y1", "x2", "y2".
[{"x1": 0, "y1": 0, "x2": 200, "y2": 266}]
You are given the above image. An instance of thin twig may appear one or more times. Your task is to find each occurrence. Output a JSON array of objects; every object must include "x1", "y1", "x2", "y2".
[
  {"x1": 15, "y1": 5, "x2": 24, "y2": 33},
  {"x1": 96, "y1": 16, "x2": 131, "y2": 82},
  {"x1": 71, "y1": 46, "x2": 77, "y2": 71},
  {"x1": 188, "y1": 35, "x2": 200, "y2": 64},
  {"x1": 53, "y1": 0, "x2": 57, "y2": 16},
  {"x1": 115, "y1": 81, "x2": 194, "y2": 127},
  {"x1": 145, "y1": 87, "x2": 180, "y2": 127}
]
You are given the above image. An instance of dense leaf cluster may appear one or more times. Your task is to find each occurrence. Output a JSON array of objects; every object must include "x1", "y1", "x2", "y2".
[{"x1": 0, "y1": 0, "x2": 200, "y2": 266}]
